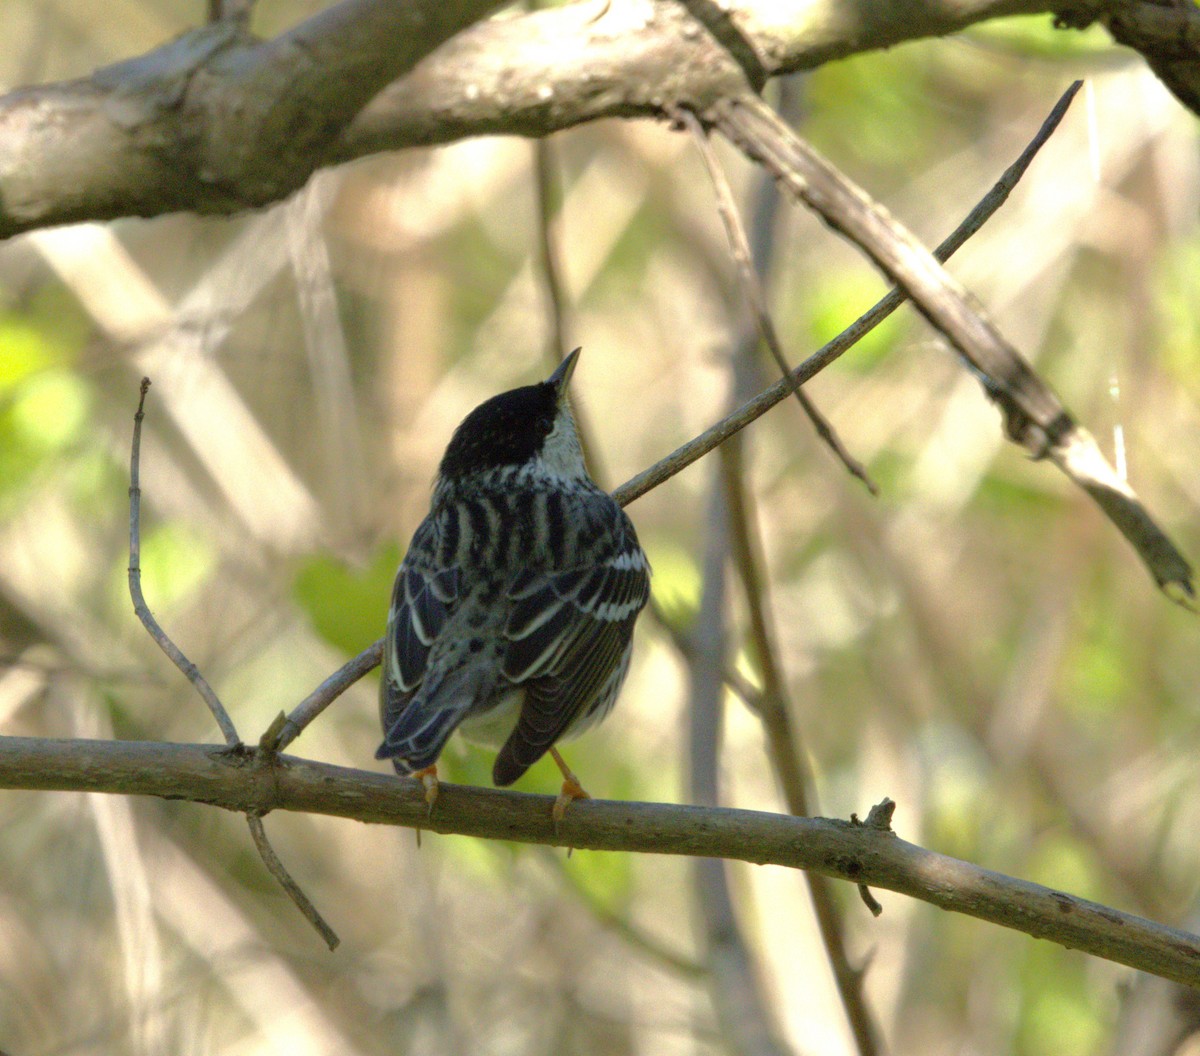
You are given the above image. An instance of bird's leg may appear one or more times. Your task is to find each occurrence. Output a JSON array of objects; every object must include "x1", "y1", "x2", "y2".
[
  {"x1": 412, "y1": 764, "x2": 439, "y2": 816},
  {"x1": 549, "y1": 746, "x2": 590, "y2": 827}
]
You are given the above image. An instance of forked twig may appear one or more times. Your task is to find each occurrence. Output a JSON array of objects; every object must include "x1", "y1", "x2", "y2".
[
  {"x1": 709, "y1": 85, "x2": 1194, "y2": 604},
  {"x1": 680, "y1": 107, "x2": 878, "y2": 496},
  {"x1": 129, "y1": 379, "x2": 339, "y2": 950},
  {"x1": 129, "y1": 377, "x2": 239, "y2": 747},
  {"x1": 612, "y1": 80, "x2": 1086, "y2": 510}
]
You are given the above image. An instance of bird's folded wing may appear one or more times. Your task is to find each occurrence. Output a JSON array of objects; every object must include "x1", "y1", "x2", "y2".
[{"x1": 495, "y1": 551, "x2": 649, "y2": 781}]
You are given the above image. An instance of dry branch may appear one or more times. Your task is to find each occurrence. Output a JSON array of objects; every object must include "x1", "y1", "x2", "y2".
[
  {"x1": 708, "y1": 93, "x2": 1194, "y2": 604},
  {"x1": 2, "y1": 735, "x2": 1199, "y2": 989},
  {"x1": 2, "y1": 0, "x2": 1191, "y2": 238},
  {"x1": 130, "y1": 379, "x2": 339, "y2": 948}
]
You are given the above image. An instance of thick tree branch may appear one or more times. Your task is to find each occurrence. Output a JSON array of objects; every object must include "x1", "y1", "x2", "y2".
[
  {"x1": 0, "y1": 0, "x2": 507, "y2": 233},
  {"x1": 3, "y1": 735, "x2": 1200, "y2": 989},
  {"x1": 0, "y1": 0, "x2": 1164, "y2": 239}
]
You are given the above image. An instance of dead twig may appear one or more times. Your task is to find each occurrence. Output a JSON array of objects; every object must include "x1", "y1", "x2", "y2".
[
  {"x1": 129, "y1": 378, "x2": 239, "y2": 747},
  {"x1": 129, "y1": 379, "x2": 339, "y2": 950},
  {"x1": 263, "y1": 639, "x2": 383, "y2": 754},
  {"x1": 246, "y1": 815, "x2": 340, "y2": 949},
  {"x1": 707, "y1": 86, "x2": 1194, "y2": 605},
  {"x1": 680, "y1": 106, "x2": 878, "y2": 496}
]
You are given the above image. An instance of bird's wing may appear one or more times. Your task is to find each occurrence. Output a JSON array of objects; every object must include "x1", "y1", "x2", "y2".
[
  {"x1": 494, "y1": 525, "x2": 649, "y2": 785},
  {"x1": 377, "y1": 516, "x2": 462, "y2": 770}
]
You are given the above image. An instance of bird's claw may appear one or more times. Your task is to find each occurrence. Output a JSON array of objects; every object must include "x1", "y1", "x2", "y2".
[
  {"x1": 413, "y1": 765, "x2": 439, "y2": 818},
  {"x1": 549, "y1": 747, "x2": 590, "y2": 838},
  {"x1": 552, "y1": 776, "x2": 591, "y2": 830}
]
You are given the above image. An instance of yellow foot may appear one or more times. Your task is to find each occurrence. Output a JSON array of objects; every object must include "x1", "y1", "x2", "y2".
[
  {"x1": 549, "y1": 747, "x2": 591, "y2": 830},
  {"x1": 412, "y1": 764, "x2": 439, "y2": 817}
]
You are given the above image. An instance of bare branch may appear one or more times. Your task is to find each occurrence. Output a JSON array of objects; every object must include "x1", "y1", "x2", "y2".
[
  {"x1": 680, "y1": 106, "x2": 878, "y2": 495},
  {"x1": 266, "y1": 640, "x2": 384, "y2": 754},
  {"x1": 710, "y1": 92, "x2": 1194, "y2": 604},
  {"x1": 342, "y1": 0, "x2": 1085, "y2": 156},
  {"x1": 1103, "y1": 2, "x2": 1200, "y2": 115},
  {"x1": 687, "y1": 427, "x2": 794, "y2": 1056},
  {"x1": 611, "y1": 81, "x2": 1080, "y2": 509},
  {"x1": 0, "y1": 0, "x2": 508, "y2": 235},
  {"x1": 0, "y1": 0, "x2": 1123, "y2": 238},
  {"x1": 3, "y1": 735, "x2": 1200, "y2": 988},
  {"x1": 128, "y1": 377, "x2": 239, "y2": 747},
  {"x1": 130, "y1": 379, "x2": 338, "y2": 948},
  {"x1": 246, "y1": 815, "x2": 340, "y2": 950}
]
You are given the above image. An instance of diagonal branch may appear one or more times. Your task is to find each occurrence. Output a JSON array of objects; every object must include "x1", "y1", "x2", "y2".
[
  {"x1": 706, "y1": 93, "x2": 1194, "y2": 604},
  {"x1": 611, "y1": 80, "x2": 1086, "y2": 510},
  {"x1": 3, "y1": 735, "x2": 1200, "y2": 989}
]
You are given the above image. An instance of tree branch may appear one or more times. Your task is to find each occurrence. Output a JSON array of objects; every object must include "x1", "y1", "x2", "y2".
[
  {"x1": 0, "y1": 0, "x2": 507, "y2": 233},
  {"x1": 3, "y1": 735, "x2": 1200, "y2": 989},
  {"x1": 708, "y1": 92, "x2": 1195, "y2": 604},
  {"x1": 0, "y1": 0, "x2": 1149, "y2": 238}
]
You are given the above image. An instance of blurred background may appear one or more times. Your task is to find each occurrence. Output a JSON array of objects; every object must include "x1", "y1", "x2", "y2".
[{"x1": 1, "y1": 3, "x2": 1199, "y2": 1054}]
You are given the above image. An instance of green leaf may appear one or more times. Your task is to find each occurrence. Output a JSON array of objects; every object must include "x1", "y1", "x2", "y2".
[{"x1": 293, "y1": 544, "x2": 401, "y2": 655}]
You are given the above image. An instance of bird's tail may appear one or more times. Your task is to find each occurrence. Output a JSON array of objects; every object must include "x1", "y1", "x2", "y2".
[{"x1": 376, "y1": 664, "x2": 480, "y2": 773}]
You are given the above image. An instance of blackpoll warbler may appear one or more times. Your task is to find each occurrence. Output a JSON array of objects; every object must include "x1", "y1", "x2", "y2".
[{"x1": 377, "y1": 349, "x2": 650, "y2": 818}]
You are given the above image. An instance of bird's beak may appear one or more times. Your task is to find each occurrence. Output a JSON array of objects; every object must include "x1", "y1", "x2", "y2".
[{"x1": 548, "y1": 347, "x2": 581, "y2": 395}]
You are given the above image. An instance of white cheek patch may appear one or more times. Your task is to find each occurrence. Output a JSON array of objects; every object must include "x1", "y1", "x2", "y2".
[{"x1": 536, "y1": 409, "x2": 588, "y2": 481}]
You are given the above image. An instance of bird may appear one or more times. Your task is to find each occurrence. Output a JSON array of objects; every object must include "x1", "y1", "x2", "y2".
[{"x1": 376, "y1": 348, "x2": 650, "y2": 821}]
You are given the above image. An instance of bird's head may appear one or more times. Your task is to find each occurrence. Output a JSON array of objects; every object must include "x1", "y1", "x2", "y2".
[{"x1": 436, "y1": 348, "x2": 586, "y2": 491}]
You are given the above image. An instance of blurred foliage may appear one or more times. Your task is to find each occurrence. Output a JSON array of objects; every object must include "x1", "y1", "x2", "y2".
[
  {"x1": 0, "y1": 3, "x2": 1199, "y2": 1056},
  {"x1": 295, "y1": 544, "x2": 400, "y2": 655}
]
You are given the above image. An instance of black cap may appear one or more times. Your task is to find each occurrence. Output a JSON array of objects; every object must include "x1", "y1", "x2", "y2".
[{"x1": 438, "y1": 349, "x2": 580, "y2": 480}]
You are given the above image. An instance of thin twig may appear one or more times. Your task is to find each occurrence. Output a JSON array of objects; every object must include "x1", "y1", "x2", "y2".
[
  {"x1": 130, "y1": 379, "x2": 339, "y2": 949},
  {"x1": 246, "y1": 815, "x2": 340, "y2": 950},
  {"x1": 264, "y1": 639, "x2": 384, "y2": 753},
  {"x1": 129, "y1": 378, "x2": 240, "y2": 747},
  {"x1": 681, "y1": 107, "x2": 878, "y2": 495},
  {"x1": 720, "y1": 443, "x2": 881, "y2": 1053},
  {"x1": 612, "y1": 79, "x2": 1084, "y2": 511},
  {"x1": 689, "y1": 444, "x2": 794, "y2": 1056}
]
